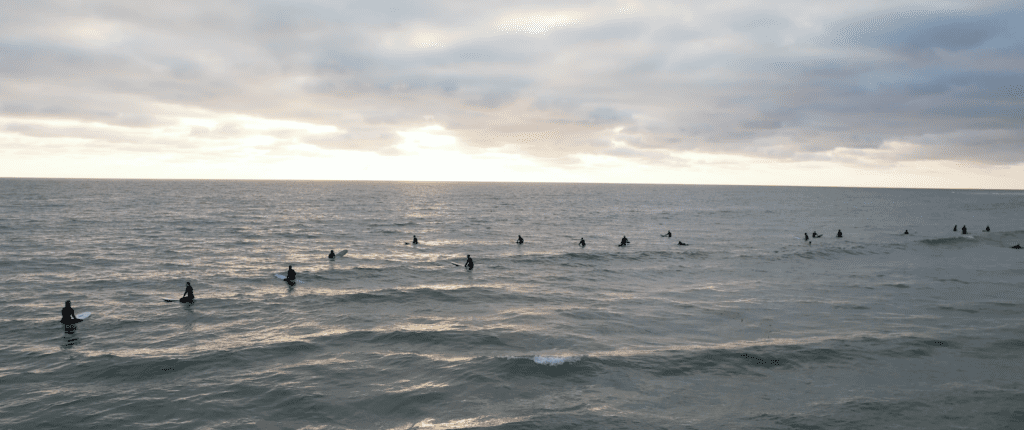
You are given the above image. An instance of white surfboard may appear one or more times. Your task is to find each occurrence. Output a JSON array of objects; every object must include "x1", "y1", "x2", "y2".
[
  {"x1": 330, "y1": 249, "x2": 348, "y2": 258},
  {"x1": 275, "y1": 274, "x2": 305, "y2": 283},
  {"x1": 61, "y1": 312, "x2": 90, "y2": 324}
]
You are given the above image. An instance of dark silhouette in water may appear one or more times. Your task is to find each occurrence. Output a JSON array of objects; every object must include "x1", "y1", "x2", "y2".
[
  {"x1": 678, "y1": 241, "x2": 688, "y2": 246},
  {"x1": 412, "y1": 235, "x2": 418, "y2": 245},
  {"x1": 954, "y1": 225, "x2": 957, "y2": 232},
  {"x1": 962, "y1": 226, "x2": 967, "y2": 235},
  {"x1": 804, "y1": 233, "x2": 809, "y2": 241},
  {"x1": 1013, "y1": 244, "x2": 1022, "y2": 249},
  {"x1": 61, "y1": 300, "x2": 81, "y2": 325},
  {"x1": 286, "y1": 265, "x2": 296, "y2": 281},
  {"x1": 464, "y1": 255, "x2": 474, "y2": 270},
  {"x1": 328, "y1": 250, "x2": 335, "y2": 259},
  {"x1": 517, "y1": 235, "x2": 524, "y2": 245},
  {"x1": 812, "y1": 231, "x2": 820, "y2": 238},
  {"x1": 579, "y1": 238, "x2": 586, "y2": 247},
  {"x1": 986, "y1": 226, "x2": 990, "y2": 232},
  {"x1": 620, "y1": 236, "x2": 630, "y2": 246},
  {"x1": 180, "y1": 282, "x2": 194, "y2": 303},
  {"x1": 837, "y1": 230, "x2": 843, "y2": 238},
  {"x1": 904, "y1": 230, "x2": 909, "y2": 235},
  {"x1": 662, "y1": 231, "x2": 672, "y2": 237}
]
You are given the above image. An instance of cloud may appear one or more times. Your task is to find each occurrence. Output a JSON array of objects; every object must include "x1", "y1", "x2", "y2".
[{"x1": 2, "y1": 0, "x2": 1023, "y2": 183}]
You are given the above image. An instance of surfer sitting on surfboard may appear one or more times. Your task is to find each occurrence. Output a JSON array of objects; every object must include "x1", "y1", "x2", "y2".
[
  {"x1": 517, "y1": 235, "x2": 524, "y2": 245},
  {"x1": 579, "y1": 238, "x2": 586, "y2": 247},
  {"x1": 328, "y1": 250, "x2": 335, "y2": 259},
  {"x1": 464, "y1": 255, "x2": 474, "y2": 271},
  {"x1": 620, "y1": 236, "x2": 630, "y2": 246},
  {"x1": 61, "y1": 300, "x2": 81, "y2": 325},
  {"x1": 180, "y1": 282, "x2": 194, "y2": 303},
  {"x1": 412, "y1": 235, "x2": 418, "y2": 245},
  {"x1": 286, "y1": 265, "x2": 296, "y2": 281}
]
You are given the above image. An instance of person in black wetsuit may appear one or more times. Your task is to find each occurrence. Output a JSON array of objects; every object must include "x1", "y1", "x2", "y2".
[
  {"x1": 412, "y1": 235, "x2": 418, "y2": 245},
  {"x1": 804, "y1": 233, "x2": 809, "y2": 241},
  {"x1": 678, "y1": 241, "x2": 688, "y2": 246},
  {"x1": 464, "y1": 255, "x2": 474, "y2": 271},
  {"x1": 286, "y1": 265, "x2": 296, "y2": 281},
  {"x1": 517, "y1": 235, "x2": 524, "y2": 245},
  {"x1": 1012, "y1": 244, "x2": 1022, "y2": 249},
  {"x1": 180, "y1": 282, "x2": 194, "y2": 303},
  {"x1": 837, "y1": 230, "x2": 843, "y2": 238},
  {"x1": 986, "y1": 226, "x2": 990, "y2": 232},
  {"x1": 328, "y1": 250, "x2": 335, "y2": 259},
  {"x1": 620, "y1": 236, "x2": 630, "y2": 246},
  {"x1": 812, "y1": 231, "x2": 819, "y2": 238},
  {"x1": 904, "y1": 230, "x2": 909, "y2": 235},
  {"x1": 954, "y1": 225, "x2": 957, "y2": 232},
  {"x1": 61, "y1": 300, "x2": 81, "y2": 325},
  {"x1": 664, "y1": 231, "x2": 672, "y2": 237},
  {"x1": 962, "y1": 225, "x2": 967, "y2": 235},
  {"x1": 579, "y1": 238, "x2": 586, "y2": 247}
]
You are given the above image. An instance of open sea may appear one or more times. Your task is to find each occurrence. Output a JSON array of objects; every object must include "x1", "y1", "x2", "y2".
[{"x1": 1, "y1": 179, "x2": 1023, "y2": 429}]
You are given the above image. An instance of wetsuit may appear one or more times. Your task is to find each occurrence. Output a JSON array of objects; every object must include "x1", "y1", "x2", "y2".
[
  {"x1": 61, "y1": 305, "x2": 80, "y2": 325},
  {"x1": 837, "y1": 230, "x2": 843, "y2": 238},
  {"x1": 517, "y1": 235, "x2": 524, "y2": 245},
  {"x1": 328, "y1": 250, "x2": 335, "y2": 258},
  {"x1": 579, "y1": 238, "x2": 586, "y2": 247},
  {"x1": 180, "y1": 283, "x2": 194, "y2": 303},
  {"x1": 286, "y1": 266, "x2": 296, "y2": 281},
  {"x1": 465, "y1": 256, "x2": 474, "y2": 271},
  {"x1": 412, "y1": 236, "x2": 418, "y2": 245}
]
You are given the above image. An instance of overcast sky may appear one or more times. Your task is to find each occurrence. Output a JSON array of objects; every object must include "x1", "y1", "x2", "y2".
[{"x1": 2, "y1": 0, "x2": 1023, "y2": 187}]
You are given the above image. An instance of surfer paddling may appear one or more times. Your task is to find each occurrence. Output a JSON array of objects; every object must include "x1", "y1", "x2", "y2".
[
  {"x1": 464, "y1": 255, "x2": 474, "y2": 271},
  {"x1": 1013, "y1": 244, "x2": 1022, "y2": 249},
  {"x1": 677, "y1": 241, "x2": 688, "y2": 246},
  {"x1": 61, "y1": 300, "x2": 81, "y2": 325},
  {"x1": 180, "y1": 282, "x2": 194, "y2": 303}
]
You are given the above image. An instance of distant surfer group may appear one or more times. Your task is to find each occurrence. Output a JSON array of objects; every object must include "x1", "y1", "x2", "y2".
[{"x1": 61, "y1": 224, "x2": 1017, "y2": 326}]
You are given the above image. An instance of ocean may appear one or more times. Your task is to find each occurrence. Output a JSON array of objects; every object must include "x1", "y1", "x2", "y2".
[{"x1": 1, "y1": 179, "x2": 1022, "y2": 429}]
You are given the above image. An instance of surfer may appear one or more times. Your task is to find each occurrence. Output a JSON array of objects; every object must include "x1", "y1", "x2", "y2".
[
  {"x1": 837, "y1": 230, "x2": 843, "y2": 238},
  {"x1": 677, "y1": 241, "x2": 688, "y2": 246},
  {"x1": 812, "y1": 231, "x2": 819, "y2": 238},
  {"x1": 804, "y1": 233, "x2": 809, "y2": 241},
  {"x1": 61, "y1": 300, "x2": 81, "y2": 325},
  {"x1": 517, "y1": 235, "x2": 524, "y2": 245},
  {"x1": 579, "y1": 238, "x2": 586, "y2": 247},
  {"x1": 412, "y1": 235, "x2": 418, "y2": 245},
  {"x1": 328, "y1": 250, "x2": 335, "y2": 259},
  {"x1": 954, "y1": 225, "x2": 957, "y2": 232},
  {"x1": 286, "y1": 265, "x2": 296, "y2": 281},
  {"x1": 986, "y1": 226, "x2": 990, "y2": 232},
  {"x1": 663, "y1": 231, "x2": 672, "y2": 237},
  {"x1": 180, "y1": 282, "x2": 194, "y2": 303},
  {"x1": 464, "y1": 255, "x2": 474, "y2": 271},
  {"x1": 962, "y1": 225, "x2": 967, "y2": 235},
  {"x1": 904, "y1": 230, "x2": 909, "y2": 235},
  {"x1": 1012, "y1": 244, "x2": 1021, "y2": 249},
  {"x1": 620, "y1": 236, "x2": 630, "y2": 246}
]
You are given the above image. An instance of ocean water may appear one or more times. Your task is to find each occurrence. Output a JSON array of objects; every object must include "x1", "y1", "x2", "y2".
[{"x1": 1, "y1": 179, "x2": 1023, "y2": 429}]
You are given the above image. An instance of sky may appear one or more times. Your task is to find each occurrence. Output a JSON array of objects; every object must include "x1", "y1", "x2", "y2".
[{"x1": 2, "y1": 0, "x2": 1023, "y2": 188}]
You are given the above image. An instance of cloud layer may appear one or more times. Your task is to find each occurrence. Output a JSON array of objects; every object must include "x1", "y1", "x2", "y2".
[{"x1": 2, "y1": 0, "x2": 1023, "y2": 184}]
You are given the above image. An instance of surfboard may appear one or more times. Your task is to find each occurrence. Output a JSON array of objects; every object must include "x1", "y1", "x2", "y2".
[
  {"x1": 164, "y1": 298, "x2": 194, "y2": 303},
  {"x1": 275, "y1": 274, "x2": 304, "y2": 283},
  {"x1": 61, "y1": 312, "x2": 90, "y2": 324},
  {"x1": 337, "y1": 249, "x2": 348, "y2": 257}
]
